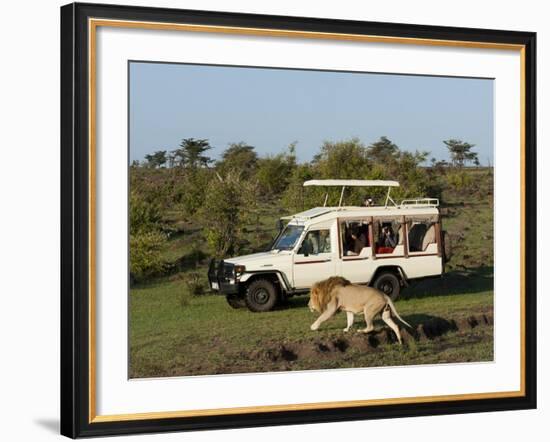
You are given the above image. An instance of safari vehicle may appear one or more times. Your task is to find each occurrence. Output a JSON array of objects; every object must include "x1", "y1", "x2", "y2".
[{"x1": 208, "y1": 180, "x2": 450, "y2": 312}]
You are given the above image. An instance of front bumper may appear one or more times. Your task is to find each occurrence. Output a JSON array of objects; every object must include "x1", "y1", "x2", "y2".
[{"x1": 208, "y1": 259, "x2": 239, "y2": 295}]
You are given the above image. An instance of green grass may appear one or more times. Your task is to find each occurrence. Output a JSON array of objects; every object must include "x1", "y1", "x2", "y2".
[
  {"x1": 129, "y1": 168, "x2": 495, "y2": 378},
  {"x1": 130, "y1": 279, "x2": 493, "y2": 378}
]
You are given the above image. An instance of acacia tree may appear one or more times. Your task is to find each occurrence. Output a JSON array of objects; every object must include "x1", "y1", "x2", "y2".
[
  {"x1": 143, "y1": 150, "x2": 167, "y2": 168},
  {"x1": 171, "y1": 138, "x2": 213, "y2": 169},
  {"x1": 217, "y1": 142, "x2": 258, "y2": 179},
  {"x1": 444, "y1": 139, "x2": 478, "y2": 168},
  {"x1": 366, "y1": 136, "x2": 399, "y2": 163}
]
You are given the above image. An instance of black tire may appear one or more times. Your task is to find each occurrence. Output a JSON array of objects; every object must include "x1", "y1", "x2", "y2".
[
  {"x1": 245, "y1": 279, "x2": 278, "y2": 312},
  {"x1": 226, "y1": 294, "x2": 246, "y2": 309},
  {"x1": 373, "y1": 272, "x2": 401, "y2": 301}
]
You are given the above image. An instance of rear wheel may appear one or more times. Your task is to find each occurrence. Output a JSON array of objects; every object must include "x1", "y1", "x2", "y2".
[
  {"x1": 226, "y1": 294, "x2": 246, "y2": 309},
  {"x1": 373, "y1": 272, "x2": 401, "y2": 301},
  {"x1": 245, "y1": 279, "x2": 278, "y2": 312}
]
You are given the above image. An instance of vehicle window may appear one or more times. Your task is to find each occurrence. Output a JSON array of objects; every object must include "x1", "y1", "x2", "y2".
[
  {"x1": 407, "y1": 218, "x2": 437, "y2": 253},
  {"x1": 373, "y1": 218, "x2": 401, "y2": 254},
  {"x1": 340, "y1": 220, "x2": 370, "y2": 256},
  {"x1": 272, "y1": 225, "x2": 304, "y2": 251},
  {"x1": 298, "y1": 229, "x2": 331, "y2": 255}
]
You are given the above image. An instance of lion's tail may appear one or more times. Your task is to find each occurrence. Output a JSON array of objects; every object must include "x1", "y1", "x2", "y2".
[{"x1": 385, "y1": 296, "x2": 412, "y2": 329}]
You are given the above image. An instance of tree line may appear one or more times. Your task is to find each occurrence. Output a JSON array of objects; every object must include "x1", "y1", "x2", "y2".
[
  {"x1": 135, "y1": 137, "x2": 479, "y2": 170},
  {"x1": 129, "y1": 136, "x2": 481, "y2": 281}
]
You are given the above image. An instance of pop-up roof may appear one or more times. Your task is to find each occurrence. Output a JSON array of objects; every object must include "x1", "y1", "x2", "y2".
[
  {"x1": 303, "y1": 179, "x2": 400, "y2": 207},
  {"x1": 303, "y1": 179, "x2": 399, "y2": 188}
]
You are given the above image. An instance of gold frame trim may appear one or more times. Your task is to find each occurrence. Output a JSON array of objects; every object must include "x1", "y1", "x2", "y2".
[{"x1": 88, "y1": 18, "x2": 527, "y2": 424}]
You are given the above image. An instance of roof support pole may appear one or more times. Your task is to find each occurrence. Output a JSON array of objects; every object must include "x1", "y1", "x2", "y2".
[
  {"x1": 402, "y1": 215, "x2": 409, "y2": 258},
  {"x1": 338, "y1": 186, "x2": 346, "y2": 207},
  {"x1": 369, "y1": 216, "x2": 376, "y2": 260},
  {"x1": 384, "y1": 186, "x2": 398, "y2": 208},
  {"x1": 385, "y1": 186, "x2": 391, "y2": 208}
]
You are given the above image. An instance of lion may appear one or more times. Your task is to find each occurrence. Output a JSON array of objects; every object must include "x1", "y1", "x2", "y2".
[{"x1": 308, "y1": 276, "x2": 412, "y2": 344}]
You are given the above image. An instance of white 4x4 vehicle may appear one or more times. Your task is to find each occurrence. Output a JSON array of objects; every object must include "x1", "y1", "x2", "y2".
[{"x1": 208, "y1": 180, "x2": 450, "y2": 312}]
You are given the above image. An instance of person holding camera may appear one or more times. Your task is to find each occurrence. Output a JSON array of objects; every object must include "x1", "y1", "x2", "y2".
[
  {"x1": 381, "y1": 225, "x2": 397, "y2": 248},
  {"x1": 363, "y1": 195, "x2": 374, "y2": 207}
]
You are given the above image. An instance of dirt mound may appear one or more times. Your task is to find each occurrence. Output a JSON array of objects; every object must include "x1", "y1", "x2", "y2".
[{"x1": 255, "y1": 312, "x2": 493, "y2": 363}]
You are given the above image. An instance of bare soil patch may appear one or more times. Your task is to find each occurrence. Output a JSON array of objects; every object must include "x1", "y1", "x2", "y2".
[{"x1": 240, "y1": 312, "x2": 493, "y2": 369}]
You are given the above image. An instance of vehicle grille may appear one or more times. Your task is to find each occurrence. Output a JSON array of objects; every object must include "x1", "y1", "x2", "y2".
[
  {"x1": 208, "y1": 260, "x2": 234, "y2": 283},
  {"x1": 221, "y1": 261, "x2": 235, "y2": 280}
]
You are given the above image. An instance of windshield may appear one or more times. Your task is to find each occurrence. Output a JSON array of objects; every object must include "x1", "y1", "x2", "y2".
[{"x1": 272, "y1": 224, "x2": 304, "y2": 251}]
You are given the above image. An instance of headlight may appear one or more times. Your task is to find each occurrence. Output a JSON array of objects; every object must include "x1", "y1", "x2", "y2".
[{"x1": 234, "y1": 265, "x2": 246, "y2": 277}]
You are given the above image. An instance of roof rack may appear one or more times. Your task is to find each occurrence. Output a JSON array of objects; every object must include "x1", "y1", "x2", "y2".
[{"x1": 400, "y1": 198, "x2": 439, "y2": 208}]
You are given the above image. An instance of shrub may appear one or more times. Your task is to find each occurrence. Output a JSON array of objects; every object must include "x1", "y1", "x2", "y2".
[
  {"x1": 130, "y1": 168, "x2": 174, "y2": 210},
  {"x1": 182, "y1": 271, "x2": 205, "y2": 296},
  {"x1": 171, "y1": 168, "x2": 212, "y2": 216},
  {"x1": 281, "y1": 163, "x2": 315, "y2": 213},
  {"x1": 129, "y1": 231, "x2": 168, "y2": 281},
  {"x1": 129, "y1": 192, "x2": 164, "y2": 235},
  {"x1": 313, "y1": 138, "x2": 370, "y2": 179},
  {"x1": 216, "y1": 142, "x2": 259, "y2": 180},
  {"x1": 197, "y1": 172, "x2": 264, "y2": 258},
  {"x1": 254, "y1": 144, "x2": 296, "y2": 196},
  {"x1": 447, "y1": 170, "x2": 474, "y2": 191},
  {"x1": 199, "y1": 177, "x2": 241, "y2": 258},
  {"x1": 255, "y1": 154, "x2": 293, "y2": 196}
]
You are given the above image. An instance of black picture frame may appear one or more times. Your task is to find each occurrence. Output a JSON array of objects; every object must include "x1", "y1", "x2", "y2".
[{"x1": 61, "y1": 2, "x2": 537, "y2": 438}]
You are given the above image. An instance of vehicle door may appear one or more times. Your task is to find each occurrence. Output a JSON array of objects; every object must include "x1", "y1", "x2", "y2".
[{"x1": 292, "y1": 226, "x2": 336, "y2": 288}]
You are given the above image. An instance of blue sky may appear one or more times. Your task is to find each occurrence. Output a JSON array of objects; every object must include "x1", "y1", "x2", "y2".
[{"x1": 129, "y1": 62, "x2": 494, "y2": 165}]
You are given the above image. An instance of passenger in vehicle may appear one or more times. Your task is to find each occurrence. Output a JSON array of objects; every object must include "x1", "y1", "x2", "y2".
[
  {"x1": 360, "y1": 224, "x2": 370, "y2": 246},
  {"x1": 381, "y1": 225, "x2": 397, "y2": 248},
  {"x1": 343, "y1": 228, "x2": 352, "y2": 255},
  {"x1": 318, "y1": 230, "x2": 331, "y2": 253},
  {"x1": 299, "y1": 237, "x2": 313, "y2": 255},
  {"x1": 344, "y1": 224, "x2": 357, "y2": 254},
  {"x1": 349, "y1": 227, "x2": 367, "y2": 255},
  {"x1": 363, "y1": 195, "x2": 374, "y2": 207},
  {"x1": 299, "y1": 231, "x2": 319, "y2": 255},
  {"x1": 375, "y1": 224, "x2": 396, "y2": 254}
]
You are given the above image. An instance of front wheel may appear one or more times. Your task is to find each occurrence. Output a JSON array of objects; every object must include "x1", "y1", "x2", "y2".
[
  {"x1": 373, "y1": 272, "x2": 401, "y2": 301},
  {"x1": 245, "y1": 279, "x2": 278, "y2": 312}
]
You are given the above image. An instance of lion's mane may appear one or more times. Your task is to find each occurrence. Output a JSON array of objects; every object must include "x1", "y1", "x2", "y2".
[{"x1": 309, "y1": 276, "x2": 351, "y2": 312}]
